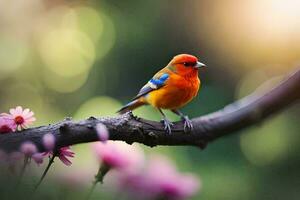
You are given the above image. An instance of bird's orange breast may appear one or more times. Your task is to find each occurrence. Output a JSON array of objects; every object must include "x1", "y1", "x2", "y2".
[{"x1": 146, "y1": 74, "x2": 200, "y2": 109}]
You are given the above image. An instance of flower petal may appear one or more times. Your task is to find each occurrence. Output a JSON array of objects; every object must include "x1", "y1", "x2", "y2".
[
  {"x1": 25, "y1": 111, "x2": 34, "y2": 119},
  {"x1": 32, "y1": 153, "x2": 45, "y2": 165},
  {"x1": 59, "y1": 155, "x2": 72, "y2": 166},
  {"x1": 9, "y1": 109, "x2": 15, "y2": 115},
  {"x1": 23, "y1": 109, "x2": 30, "y2": 116},
  {"x1": 16, "y1": 106, "x2": 22, "y2": 112}
]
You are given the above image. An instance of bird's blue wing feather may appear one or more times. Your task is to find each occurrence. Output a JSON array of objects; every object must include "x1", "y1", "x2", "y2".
[{"x1": 132, "y1": 73, "x2": 169, "y2": 100}]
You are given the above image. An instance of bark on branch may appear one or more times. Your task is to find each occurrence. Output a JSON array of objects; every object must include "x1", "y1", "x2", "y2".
[{"x1": 1, "y1": 68, "x2": 300, "y2": 152}]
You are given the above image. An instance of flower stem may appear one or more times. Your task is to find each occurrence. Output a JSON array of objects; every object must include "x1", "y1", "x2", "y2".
[
  {"x1": 85, "y1": 164, "x2": 110, "y2": 200},
  {"x1": 16, "y1": 156, "x2": 29, "y2": 188},
  {"x1": 85, "y1": 181, "x2": 97, "y2": 200},
  {"x1": 95, "y1": 164, "x2": 110, "y2": 183},
  {"x1": 34, "y1": 153, "x2": 57, "y2": 190}
]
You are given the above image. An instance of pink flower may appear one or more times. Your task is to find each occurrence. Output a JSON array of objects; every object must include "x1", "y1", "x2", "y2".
[
  {"x1": 42, "y1": 133, "x2": 55, "y2": 151},
  {"x1": 2, "y1": 142, "x2": 45, "y2": 166},
  {"x1": 117, "y1": 171, "x2": 150, "y2": 199},
  {"x1": 44, "y1": 146, "x2": 75, "y2": 166},
  {"x1": 148, "y1": 156, "x2": 200, "y2": 200},
  {"x1": 96, "y1": 123, "x2": 109, "y2": 142},
  {"x1": 20, "y1": 142, "x2": 47, "y2": 165},
  {"x1": 118, "y1": 155, "x2": 201, "y2": 200},
  {"x1": 32, "y1": 153, "x2": 45, "y2": 165},
  {"x1": 20, "y1": 142, "x2": 37, "y2": 156},
  {"x1": 92, "y1": 141, "x2": 144, "y2": 171},
  {"x1": 58, "y1": 147, "x2": 75, "y2": 166},
  {"x1": 0, "y1": 115, "x2": 17, "y2": 133},
  {"x1": 8, "y1": 106, "x2": 36, "y2": 130}
]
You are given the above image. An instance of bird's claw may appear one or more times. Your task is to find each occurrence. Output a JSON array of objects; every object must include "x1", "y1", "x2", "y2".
[
  {"x1": 161, "y1": 118, "x2": 174, "y2": 134},
  {"x1": 182, "y1": 116, "x2": 193, "y2": 133}
]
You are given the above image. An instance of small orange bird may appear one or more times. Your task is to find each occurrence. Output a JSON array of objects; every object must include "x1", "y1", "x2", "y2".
[{"x1": 118, "y1": 54, "x2": 206, "y2": 134}]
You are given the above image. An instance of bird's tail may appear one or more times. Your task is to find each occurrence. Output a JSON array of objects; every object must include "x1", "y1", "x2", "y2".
[{"x1": 117, "y1": 98, "x2": 146, "y2": 114}]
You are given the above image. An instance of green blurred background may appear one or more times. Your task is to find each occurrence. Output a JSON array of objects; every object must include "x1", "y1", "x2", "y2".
[{"x1": 0, "y1": 0, "x2": 300, "y2": 199}]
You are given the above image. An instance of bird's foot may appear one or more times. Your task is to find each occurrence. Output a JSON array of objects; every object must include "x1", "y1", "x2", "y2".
[
  {"x1": 160, "y1": 118, "x2": 174, "y2": 134},
  {"x1": 182, "y1": 116, "x2": 193, "y2": 133}
]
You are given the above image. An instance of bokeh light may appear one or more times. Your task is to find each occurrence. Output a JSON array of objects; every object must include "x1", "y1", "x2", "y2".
[
  {"x1": 240, "y1": 114, "x2": 291, "y2": 166},
  {"x1": 39, "y1": 28, "x2": 95, "y2": 77},
  {"x1": 201, "y1": 165, "x2": 255, "y2": 200},
  {"x1": 74, "y1": 96, "x2": 122, "y2": 119},
  {"x1": 42, "y1": 68, "x2": 89, "y2": 93},
  {"x1": 194, "y1": 0, "x2": 300, "y2": 73},
  {"x1": 249, "y1": 0, "x2": 300, "y2": 41},
  {"x1": 75, "y1": 7, "x2": 104, "y2": 43},
  {"x1": 0, "y1": 36, "x2": 28, "y2": 79},
  {"x1": 236, "y1": 68, "x2": 292, "y2": 166}
]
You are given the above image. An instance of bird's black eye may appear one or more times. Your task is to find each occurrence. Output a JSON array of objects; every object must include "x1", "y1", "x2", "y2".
[{"x1": 183, "y1": 62, "x2": 196, "y2": 67}]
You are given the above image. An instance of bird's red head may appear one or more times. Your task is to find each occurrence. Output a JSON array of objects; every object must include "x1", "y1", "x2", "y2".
[{"x1": 168, "y1": 54, "x2": 206, "y2": 76}]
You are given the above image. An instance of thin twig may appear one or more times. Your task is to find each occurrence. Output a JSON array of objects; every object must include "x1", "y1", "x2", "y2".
[
  {"x1": 16, "y1": 156, "x2": 29, "y2": 188},
  {"x1": 86, "y1": 164, "x2": 110, "y2": 200},
  {"x1": 34, "y1": 153, "x2": 57, "y2": 190},
  {"x1": 85, "y1": 181, "x2": 97, "y2": 200}
]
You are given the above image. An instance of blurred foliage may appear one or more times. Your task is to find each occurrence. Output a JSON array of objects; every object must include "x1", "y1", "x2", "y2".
[{"x1": 0, "y1": 0, "x2": 299, "y2": 199}]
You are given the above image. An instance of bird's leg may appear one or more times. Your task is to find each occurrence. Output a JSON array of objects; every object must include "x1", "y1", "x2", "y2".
[
  {"x1": 171, "y1": 109, "x2": 193, "y2": 132},
  {"x1": 158, "y1": 108, "x2": 173, "y2": 134}
]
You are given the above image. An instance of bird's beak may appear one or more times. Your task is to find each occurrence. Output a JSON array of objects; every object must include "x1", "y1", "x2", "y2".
[{"x1": 194, "y1": 61, "x2": 206, "y2": 69}]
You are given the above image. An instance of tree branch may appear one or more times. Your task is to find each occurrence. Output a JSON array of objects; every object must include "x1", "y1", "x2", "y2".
[{"x1": 1, "y1": 68, "x2": 300, "y2": 152}]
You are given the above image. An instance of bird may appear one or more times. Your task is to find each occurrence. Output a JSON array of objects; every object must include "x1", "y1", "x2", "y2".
[{"x1": 117, "y1": 54, "x2": 206, "y2": 134}]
